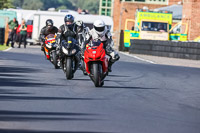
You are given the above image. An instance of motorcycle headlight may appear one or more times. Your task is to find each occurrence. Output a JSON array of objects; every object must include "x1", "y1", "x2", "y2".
[
  {"x1": 72, "y1": 49, "x2": 76, "y2": 54},
  {"x1": 66, "y1": 43, "x2": 71, "y2": 49},
  {"x1": 46, "y1": 43, "x2": 52, "y2": 48},
  {"x1": 62, "y1": 47, "x2": 68, "y2": 54}
]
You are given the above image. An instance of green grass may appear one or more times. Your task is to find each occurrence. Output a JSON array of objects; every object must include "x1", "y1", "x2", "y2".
[{"x1": 0, "y1": 44, "x2": 10, "y2": 51}]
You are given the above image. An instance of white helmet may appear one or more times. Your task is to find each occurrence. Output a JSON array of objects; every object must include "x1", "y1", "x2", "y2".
[{"x1": 93, "y1": 19, "x2": 105, "y2": 35}]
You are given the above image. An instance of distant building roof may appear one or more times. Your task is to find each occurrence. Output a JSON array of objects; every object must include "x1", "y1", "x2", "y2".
[{"x1": 156, "y1": 5, "x2": 182, "y2": 20}]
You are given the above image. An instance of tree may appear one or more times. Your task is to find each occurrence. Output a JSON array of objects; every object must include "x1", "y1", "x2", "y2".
[
  {"x1": 69, "y1": 0, "x2": 99, "y2": 14},
  {"x1": 0, "y1": 0, "x2": 13, "y2": 9},
  {"x1": 11, "y1": 0, "x2": 24, "y2": 8},
  {"x1": 41, "y1": 0, "x2": 61, "y2": 10},
  {"x1": 10, "y1": 0, "x2": 100, "y2": 14},
  {"x1": 22, "y1": 0, "x2": 43, "y2": 10},
  {"x1": 58, "y1": 0, "x2": 76, "y2": 10},
  {"x1": 85, "y1": 0, "x2": 99, "y2": 14},
  {"x1": 57, "y1": 5, "x2": 67, "y2": 10}
]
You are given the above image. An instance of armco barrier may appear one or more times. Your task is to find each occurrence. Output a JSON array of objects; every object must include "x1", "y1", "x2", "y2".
[{"x1": 129, "y1": 39, "x2": 200, "y2": 60}]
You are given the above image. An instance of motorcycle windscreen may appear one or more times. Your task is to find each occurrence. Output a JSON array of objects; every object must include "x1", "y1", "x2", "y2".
[
  {"x1": 89, "y1": 40, "x2": 102, "y2": 47},
  {"x1": 46, "y1": 34, "x2": 56, "y2": 44},
  {"x1": 46, "y1": 34, "x2": 55, "y2": 39}
]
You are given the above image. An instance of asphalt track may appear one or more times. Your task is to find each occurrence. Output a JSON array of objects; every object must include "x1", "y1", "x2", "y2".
[{"x1": 0, "y1": 46, "x2": 200, "y2": 133}]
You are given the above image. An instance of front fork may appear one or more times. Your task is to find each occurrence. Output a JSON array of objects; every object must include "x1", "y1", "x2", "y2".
[
  {"x1": 44, "y1": 47, "x2": 50, "y2": 60},
  {"x1": 60, "y1": 55, "x2": 80, "y2": 73}
]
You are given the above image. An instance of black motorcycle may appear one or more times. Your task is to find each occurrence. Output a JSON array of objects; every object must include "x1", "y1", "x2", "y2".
[{"x1": 60, "y1": 37, "x2": 80, "y2": 79}]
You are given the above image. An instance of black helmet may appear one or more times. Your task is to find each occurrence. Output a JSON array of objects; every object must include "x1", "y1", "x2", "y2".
[
  {"x1": 64, "y1": 14, "x2": 74, "y2": 23},
  {"x1": 46, "y1": 19, "x2": 53, "y2": 26}
]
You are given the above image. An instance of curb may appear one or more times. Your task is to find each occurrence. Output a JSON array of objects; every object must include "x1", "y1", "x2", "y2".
[
  {"x1": 119, "y1": 51, "x2": 156, "y2": 64},
  {"x1": 3, "y1": 47, "x2": 12, "y2": 52}
]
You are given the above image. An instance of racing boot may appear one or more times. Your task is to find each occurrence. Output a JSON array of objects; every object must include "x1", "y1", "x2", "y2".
[
  {"x1": 108, "y1": 54, "x2": 120, "y2": 72},
  {"x1": 108, "y1": 62, "x2": 113, "y2": 72}
]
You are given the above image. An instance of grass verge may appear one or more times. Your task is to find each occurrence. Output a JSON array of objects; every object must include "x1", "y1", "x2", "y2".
[{"x1": 0, "y1": 44, "x2": 10, "y2": 51}]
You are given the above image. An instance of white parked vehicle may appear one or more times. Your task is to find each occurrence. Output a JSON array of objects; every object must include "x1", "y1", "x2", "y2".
[{"x1": 6, "y1": 9, "x2": 113, "y2": 45}]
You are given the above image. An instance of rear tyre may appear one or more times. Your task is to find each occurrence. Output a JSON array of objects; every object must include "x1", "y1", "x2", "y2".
[
  {"x1": 66, "y1": 57, "x2": 73, "y2": 79},
  {"x1": 92, "y1": 62, "x2": 102, "y2": 87}
]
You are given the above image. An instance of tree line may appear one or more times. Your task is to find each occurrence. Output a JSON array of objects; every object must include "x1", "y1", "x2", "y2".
[{"x1": 0, "y1": 0, "x2": 99, "y2": 14}]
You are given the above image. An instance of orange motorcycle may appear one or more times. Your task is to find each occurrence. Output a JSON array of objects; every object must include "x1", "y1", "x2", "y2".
[{"x1": 44, "y1": 34, "x2": 59, "y2": 69}]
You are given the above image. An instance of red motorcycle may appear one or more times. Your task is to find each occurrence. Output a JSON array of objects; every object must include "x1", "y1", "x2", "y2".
[{"x1": 84, "y1": 40, "x2": 108, "y2": 87}]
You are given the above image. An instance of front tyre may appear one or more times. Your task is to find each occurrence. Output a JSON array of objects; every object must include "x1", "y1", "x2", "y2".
[
  {"x1": 66, "y1": 57, "x2": 73, "y2": 79},
  {"x1": 92, "y1": 62, "x2": 102, "y2": 87}
]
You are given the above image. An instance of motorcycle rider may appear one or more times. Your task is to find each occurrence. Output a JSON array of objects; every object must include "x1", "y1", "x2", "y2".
[
  {"x1": 56, "y1": 14, "x2": 86, "y2": 46},
  {"x1": 74, "y1": 20, "x2": 90, "y2": 49},
  {"x1": 56, "y1": 14, "x2": 83, "y2": 71},
  {"x1": 39, "y1": 19, "x2": 58, "y2": 51},
  {"x1": 74, "y1": 20, "x2": 90, "y2": 74},
  {"x1": 84, "y1": 19, "x2": 120, "y2": 72}
]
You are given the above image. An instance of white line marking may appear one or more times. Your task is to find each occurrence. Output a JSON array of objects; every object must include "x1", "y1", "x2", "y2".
[
  {"x1": 3, "y1": 47, "x2": 12, "y2": 52},
  {"x1": 119, "y1": 51, "x2": 156, "y2": 64}
]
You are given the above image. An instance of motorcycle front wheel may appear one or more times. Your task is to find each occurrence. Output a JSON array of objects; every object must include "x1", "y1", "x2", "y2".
[
  {"x1": 92, "y1": 62, "x2": 103, "y2": 87},
  {"x1": 65, "y1": 57, "x2": 73, "y2": 79}
]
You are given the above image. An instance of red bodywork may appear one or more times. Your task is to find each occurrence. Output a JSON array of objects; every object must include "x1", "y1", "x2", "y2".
[{"x1": 84, "y1": 42, "x2": 108, "y2": 74}]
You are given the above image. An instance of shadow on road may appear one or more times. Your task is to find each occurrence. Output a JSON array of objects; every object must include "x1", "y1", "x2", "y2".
[
  {"x1": 0, "y1": 110, "x2": 109, "y2": 132},
  {"x1": 0, "y1": 110, "x2": 98, "y2": 116},
  {"x1": 0, "y1": 73, "x2": 25, "y2": 77},
  {"x1": 72, "y1": 74, "x2": 131, "y2": 82},
  {"x1": 0, "y1": 66, "x2": 39, "y2": 73},
  {"x1": 73, "y1": 78, "x2": 130, "y2": 83},
  {"x1": 0, "y1": 65, "x2": 62, "y2": 87},
  {"x1": 0, "y1": 89, "x2": 30, "y2": 95},
  {"x1": 107, "y1": 74, "x2": 131, "y2": 78},
  {"x1": 104, "y1": 79, "x2": 130, "y2": 83},
  {"x1": 0, "y1": 129, "x2": 113, "y2": 133},
  {"x1": 102, "y1": 86, "x2": 160, "y2": 90},
  {"x1": 72, "y1": 78, "x2": 91, "y2": 81},
  {"x1": 0, "y1": 110, "x2": 107, "y2": 132},
  {"x1": 0, "y1": 116, "x2": 100, "y2": 121},
  {"x1": 0, "y1": 95, "x2": 104, "y2": 101},
  {"x1": 0, "y1": 77, "x2": 63, "y2": 87}
]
